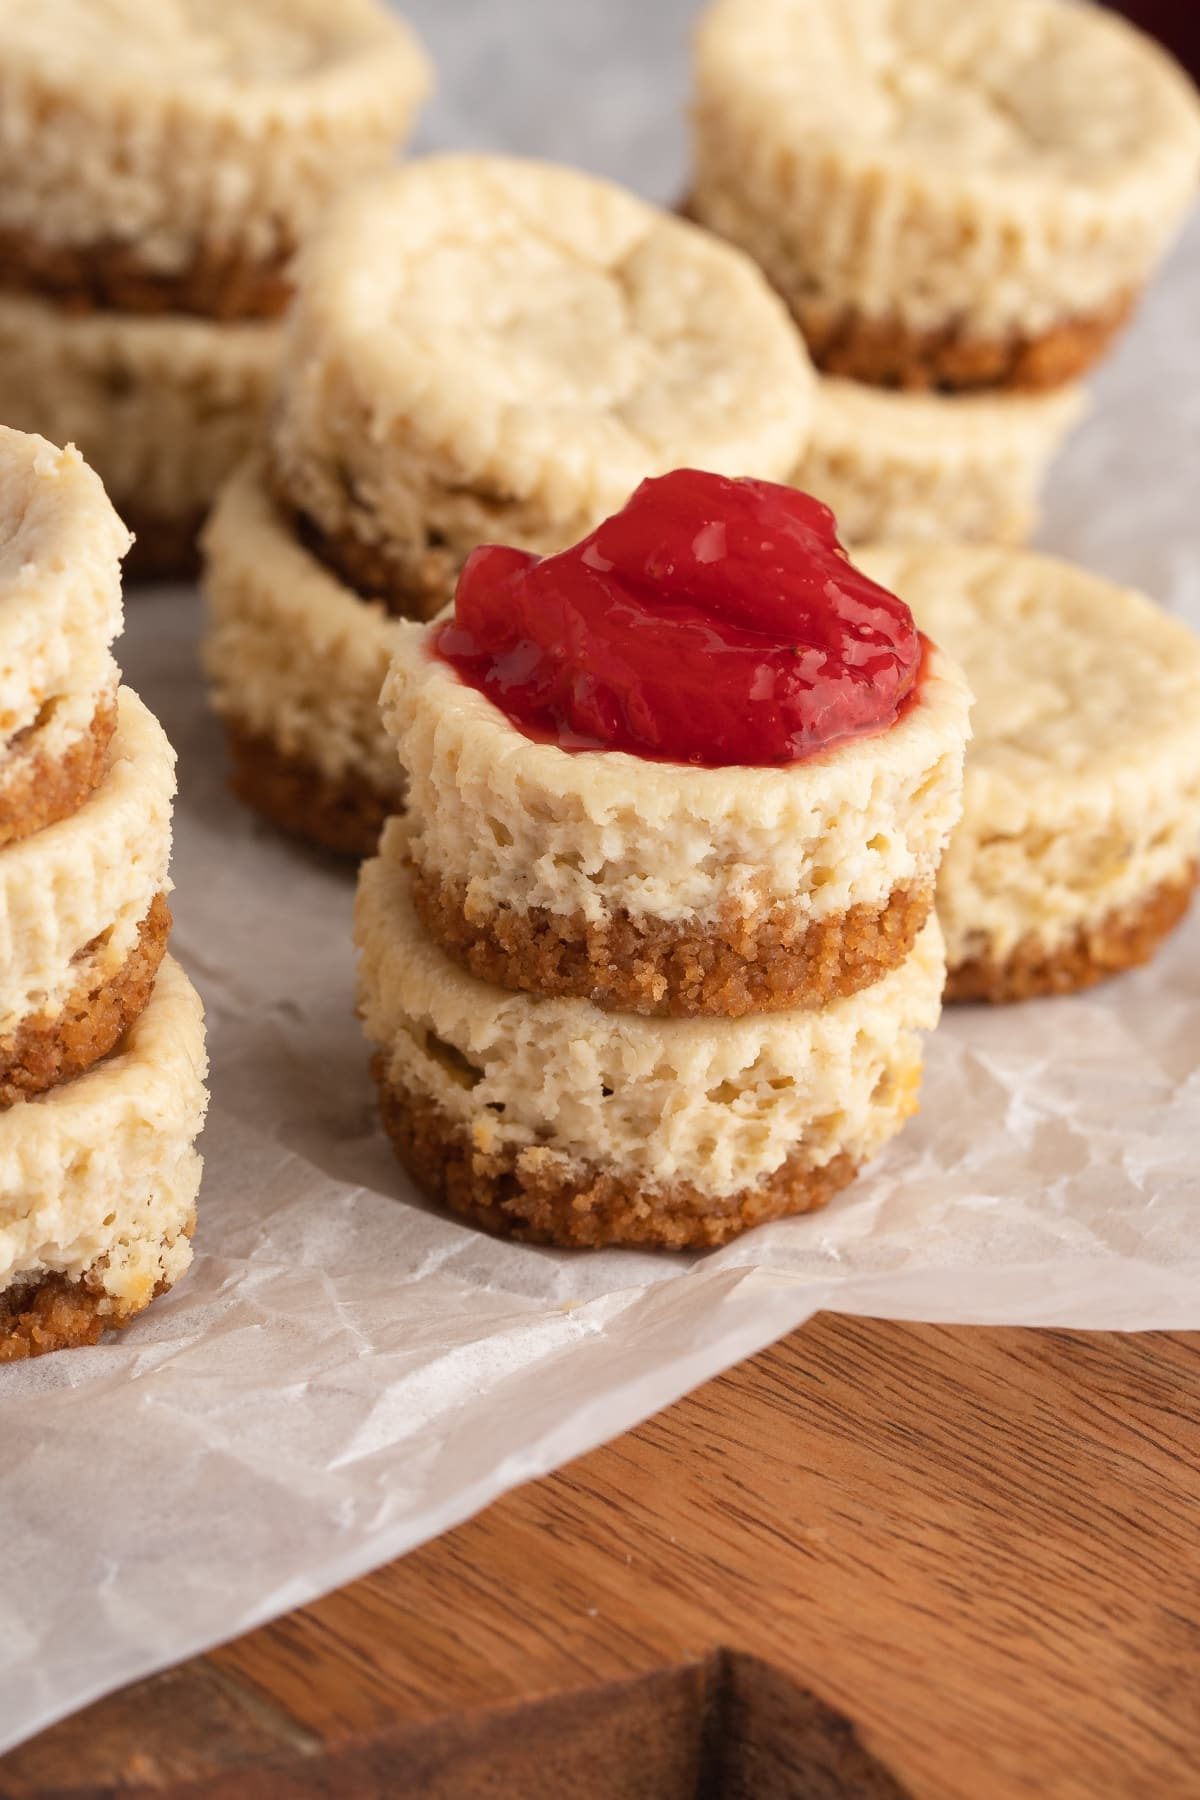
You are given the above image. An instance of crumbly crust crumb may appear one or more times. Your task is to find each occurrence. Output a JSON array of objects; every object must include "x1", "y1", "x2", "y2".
[
  {"x1": 0, "y1": 229, "x2": 291, "y2": 323},
  {"x1": 375, "y1": 1063, "x2": 854, "y2": 1249},
  {"x1": 947, "y1": 867, "x2": 1196, "y2": 1002},
  {"x1": 0, "y1": 1216, "x2": 193, "y2": 1363},
  {"x1": 225, "y1": 720, "x2": 397, "y2": 858},
  {"x1": 798, "y1": 292, "x2": 1134, "y2": 392},
  {"x1": 0, "y1": 691, "x2": 116, "y2": 848},
  {"x1": 411, "y1": 863, "x2": 935, "y2": 1017},
  {"x1": 0, "y1": 892, "x2": 171, "y2": 1106}
]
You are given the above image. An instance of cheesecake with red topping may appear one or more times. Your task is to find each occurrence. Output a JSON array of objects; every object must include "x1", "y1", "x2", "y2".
[
  {"x1": 356, "y1": 472, "x2": 968, "y2": 1248},
  {"x1": 204, "y1": 154, "x2": 815, "y2": 854},
  {"x1": 380, "y1": 470, "x2": 971, "y2": 1017}
]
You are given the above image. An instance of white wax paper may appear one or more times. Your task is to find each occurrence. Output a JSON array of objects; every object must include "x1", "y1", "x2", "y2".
[{"x1": 2, "y1": 5, "x2": 1199, "y2": 1749}]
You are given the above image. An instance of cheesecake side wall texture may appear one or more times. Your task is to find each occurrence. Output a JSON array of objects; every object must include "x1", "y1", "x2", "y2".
[
  {"x1": 356, "y1": 848, "x2": 946, "y2": 1248},
  {"x1": 0, "y1": 423, "x2": 208, "y2": 1357},
  {"x1": 859, "y1": 543, "x2": 1200, "y2": 998},
  {"x1": 0, "y1": 958, "x2": 207, "y2": 1361},
  {"x1": 378, "y1": 623, "x2": 971, "y2": 1017},
  {"x1": 689, "y1": 0, "x2": 1200, "y2": 389}
]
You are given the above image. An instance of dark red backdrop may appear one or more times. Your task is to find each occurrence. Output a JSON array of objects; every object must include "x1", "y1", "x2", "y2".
[{"x1": 1107, "y1": 4, "x2": 1200, "y2": 78}]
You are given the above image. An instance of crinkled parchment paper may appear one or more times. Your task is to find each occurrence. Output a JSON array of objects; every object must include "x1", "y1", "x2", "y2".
[{"x1": 2, "y1": 6, "x2": 1198, "y2": 1750}]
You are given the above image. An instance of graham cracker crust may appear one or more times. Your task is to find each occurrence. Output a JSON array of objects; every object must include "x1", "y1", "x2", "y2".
[
  {"x1": 0, "y1": 691, "x2": 116, "y2": 849},
  {"x1": 0, "y1": 892, "x2": 171, "y2": 1107},
  {"x1": 280, "y1": 485, "x2": 457, "y2": 621},
  {"x1": 0, "y1": 1215, "x2": 194, "y2": 1362},
  {"x1": 946, "y1": 866, "x2": 1196, "y2": 1003},
  {"x1": 374, "y1": 1063, "x2": 855, "y2": 1249},
  {"x1": 225, "y1": 720, "x2": 399, "y2": 858},
  {"x1": 411, "y1": 864, "x2": 934, "y2": 1017},
  {"x1": 122, "y1": 505, "x2": 206, "y2": 584},
  {"x1": 0, "y1": 229, "x2": 290, "y2": 323},
  {"x1": 796, "y1": 292, "x2": 1134, "y2": 393},
  {"x1": 676, "y1": 195, "x2": 1131, "y2": 391}
]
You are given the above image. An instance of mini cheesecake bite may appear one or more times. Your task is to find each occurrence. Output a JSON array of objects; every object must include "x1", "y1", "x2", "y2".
[
  {"x1": 0, "y1": 0, "x2": 430, "y2": 574},
  {"x1": 202, "y1": 459, "x2": 407, "y2": 857},
  {"x1": 267, "y1": 154, "x2": 814, "y2": 620},
  {"x1": 691, "y1": 0, "x2": 1200, "y2": 391},
  {"x1": 357, "y1": 839, "x2": 946, "y2": 1250},
  {"x1": 0, "y1": 956, "x2": 207, "y2": 1360},
  {"x1": 795, "y1": 377, "x2": 1085, "y2": 547},
  {"x1": 383, "y1": 471, "x2": 971, "y2": 1017},
  {"x1": 859, "y1": 544, "x2": 1200, "y2": 1000}
]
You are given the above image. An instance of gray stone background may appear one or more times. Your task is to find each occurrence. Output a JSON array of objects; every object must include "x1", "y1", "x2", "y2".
[{"x1": 398, "y1": 0, "x2": 697, "y2": 202}]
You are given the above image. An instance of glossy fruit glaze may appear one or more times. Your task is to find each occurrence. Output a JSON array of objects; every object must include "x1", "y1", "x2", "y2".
[{"x1": 435, "y1": 469, "x2": 922, "y2": 767}]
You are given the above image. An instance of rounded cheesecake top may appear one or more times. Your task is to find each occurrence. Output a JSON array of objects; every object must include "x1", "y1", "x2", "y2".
[
  {"x1": 696, "y1": 0, "x2": 1200, "y2": 200},
  {"x1": 0, "y1": 0, "x2": 429, "y2": 114},
  {"x1": 0, "y1": 427, "x2": 128, "y2": 742},
  {"x1": 271, "y1": 154, "x2": 815, "y2": 555},
  {"x1": 436, "y1": 470, "x2": 922, "y2": 767},
  {"x1": 859, "y1": 543, "x2": 1200, "y2": 800}
]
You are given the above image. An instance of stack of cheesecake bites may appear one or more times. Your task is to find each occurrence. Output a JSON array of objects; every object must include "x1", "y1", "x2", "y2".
[
  {"x1": 355, "y1": 583, "x2": 971, "y2": 1250},
  {"x1": 204, "y1": 156, "x2": 823, "y2": 855},
  {"x1": 687, "y1": 0, "x2": 1200, "y2": 1002},
  {"x1": 0, "y1": 427, "x2": 206, "y2": 1358},
  {"x1": 201, "y1": 1, "x2": 1200, "y2": 1246},
  {"x1": 0, "y1": 0, "x2": 1196, "y2": 1306},
  {"x1": 696, "y1": 0, "x2": 1200, "y2": 547},
  {"x1": 0, "y1": 0, "x2": 429, "y2": 577}
]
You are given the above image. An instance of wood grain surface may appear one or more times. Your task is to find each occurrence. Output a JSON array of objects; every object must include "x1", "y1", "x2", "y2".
[{"x1": 3, "y1": 1314, "x2": 1198, "y2": 1798}]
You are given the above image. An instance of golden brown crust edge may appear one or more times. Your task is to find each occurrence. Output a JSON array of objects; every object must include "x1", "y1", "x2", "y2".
[
  {"x1": 0, "y1": 691, "x2": 116, "y2": 849},
  {"x1": 0, "y1": 1215, "x2": 195, "y2": 1363},
  {"x1": 796, "y1": 291, "x2": 1135, "y2": 393},
  {"x1": 0, "y1": 892, "x2": 172, "y2": 1107},
  {"x1": 677, "y1": 194, "x2": 1135, "y2": 391},
  {"x1": 946, "y1": 867, "x2": 1196, "y2": 1003},
  {"x1": 224, "y1": 720, "x2": 400, "y2": 859},
  {"x1": 0, "y1": 230, "x2": 291, "y2": 323},
  {"x1": 374, "y1": 1062, "x2": 855, "y2": 1249},
  {"x1": 410, "y1": 863, "x2": 936, "y2": 1018},
  {"x1": 277, "y1": 487, "x2": 457, "y2": 622}
]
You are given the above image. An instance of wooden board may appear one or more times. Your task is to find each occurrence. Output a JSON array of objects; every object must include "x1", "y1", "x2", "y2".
[{"x1": 3, "y1": 1314, "x2": 1198, "y2": 1798}]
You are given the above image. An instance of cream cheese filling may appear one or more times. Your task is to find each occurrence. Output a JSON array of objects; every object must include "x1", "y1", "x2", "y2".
[
  {"x1": 382, "y1": 621, "x2": 971, "y2": 928},
  {"x1": 0, "y1": 689, "x2": 174, "y2": 1033},
  {"x1": 357, "y1": 845, "x2": 945, "y2": 1200}
]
